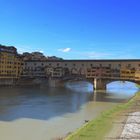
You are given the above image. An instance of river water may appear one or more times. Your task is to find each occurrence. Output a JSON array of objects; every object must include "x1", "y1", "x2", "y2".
[{"x1": 0, "y1": 81, "x2": 138, "y2": 140}]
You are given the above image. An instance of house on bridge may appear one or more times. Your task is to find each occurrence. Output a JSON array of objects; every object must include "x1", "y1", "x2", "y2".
[{"x1": 86, "y1": 67, "x2": 111, "y2": 78}]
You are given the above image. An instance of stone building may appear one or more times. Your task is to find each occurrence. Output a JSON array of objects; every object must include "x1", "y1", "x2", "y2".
[{"x1": 0, "y1": 45, "x2": 23, "y2": 85}]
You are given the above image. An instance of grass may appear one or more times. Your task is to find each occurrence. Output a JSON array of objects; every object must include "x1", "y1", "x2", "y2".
[{"x1": 65, "y1": 91, "x2": 140, "y2": 140}]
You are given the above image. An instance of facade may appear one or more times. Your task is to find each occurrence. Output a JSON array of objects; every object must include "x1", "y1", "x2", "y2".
[
  {"x1": 45, "y1": 66, "x2": 53, "y2": 77},
  {"x1": 120, "y1": 69, "x2": 135, "y2": 79},
  {"x1": 50, "y1": 67, "x2": 65, "y2": 78},
  {"x1": 86, "y1": 67, "x2": 111, "y2": 78},
  {"x1": 22, "y1": 64, "x2": 45, "y2": 78},
  {"x1": 0, "y1": 45, "x2": 23, "y2": 80},
  {"x1": 22, "y1": 60, "x2": 140, "y2": 80},
  {"x1": 135, "y1": 70, "x2": 140, "y2": 80}
]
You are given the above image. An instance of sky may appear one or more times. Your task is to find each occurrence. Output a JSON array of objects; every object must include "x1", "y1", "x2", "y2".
[{"x1": 0, "y1": 0, "x2": 140, "y2": 59}]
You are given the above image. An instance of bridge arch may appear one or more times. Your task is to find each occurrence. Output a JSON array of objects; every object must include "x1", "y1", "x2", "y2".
[
  {"x1": 106, "y1": 80, "x2": 139, "y2": 96},
  {"x1": 106, "y1": 79, "x2": 140, "y2": 86},
  {"x1": 65, "y1": 80, "x2": 94, "y2": 92},
  {"x1": 62, "y1": 76, "x2": 93, "y2": 86},
  {"x1": 48, "y1": 76, "x2": 94, "y2": 89},
  {"x1": 90, "y1": 78, "x2": 140, "y2": 91}
]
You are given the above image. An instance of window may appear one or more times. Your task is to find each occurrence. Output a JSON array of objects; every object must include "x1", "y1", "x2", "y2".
[
  {"x1": 108, "y1": 64, "x2": 111, "y2": 67},
  {"x1": 128, "y1": 64, "x2": 131, "y2": 67}
]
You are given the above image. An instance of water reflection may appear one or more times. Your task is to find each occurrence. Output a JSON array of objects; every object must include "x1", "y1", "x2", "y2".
[{"x1": 0, "y1": 81, "x2": 138, "y2": 121}]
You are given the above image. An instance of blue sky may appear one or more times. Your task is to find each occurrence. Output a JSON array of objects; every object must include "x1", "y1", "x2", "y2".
[{"x1": 0, "y1": 0, "x2": 140, "y2": 59}]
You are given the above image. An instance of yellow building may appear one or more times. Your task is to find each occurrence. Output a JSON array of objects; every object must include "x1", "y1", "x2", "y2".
[
  {"x1": 120, "y1": 69, "x2": 135, "y2": 79},
  {"x1": 86, "y1": 67, "x2": 111, "y2": 78},
  {"x1": 0, "y1": 45, "x2": 23, "y2": 80},
  {"x1": 135, "y1": 70, "x2": 140, "y2": 80},
  {"x1": 51, "y1": 67, "x2": 65, "y2": 78}
]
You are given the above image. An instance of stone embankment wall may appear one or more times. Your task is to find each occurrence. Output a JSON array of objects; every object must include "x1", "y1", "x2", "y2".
[
  {"x1": 0, "y1": 78, "x2": 49, "y2": 87},
  {"x1": 16, "y1": 78, "x2": 49, "y2": 87},
  {"x1": 0, "y1": 77, "x2": 67, "y2": 87},
  {"x1": 0, "y1": 79, "x2": 16, "y2": 86}
]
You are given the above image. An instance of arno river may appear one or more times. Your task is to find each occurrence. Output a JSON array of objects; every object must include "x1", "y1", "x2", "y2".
[{"x1": 0, "y1": 81, "x2": 138, "y2": 140}]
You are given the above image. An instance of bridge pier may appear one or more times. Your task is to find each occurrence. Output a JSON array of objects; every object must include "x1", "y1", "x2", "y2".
[
  {"x1": 48, "y1": 78, "x2": 64, "y2": 87},
  {"x1": 94, "y1": 78, "x2": 106, "y2": 91}
]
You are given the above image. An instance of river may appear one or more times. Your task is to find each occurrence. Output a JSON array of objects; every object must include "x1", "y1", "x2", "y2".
[{"x1": 0, "y1": 81, "x2": 138, "y2": 140}]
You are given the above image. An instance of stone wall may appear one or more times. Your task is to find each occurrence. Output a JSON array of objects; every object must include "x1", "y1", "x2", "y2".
[{"x1": 0, "y1": 79, "x2": 16, "y2": 86}]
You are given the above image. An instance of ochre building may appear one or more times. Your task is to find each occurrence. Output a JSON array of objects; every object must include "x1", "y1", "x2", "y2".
[{"x1": 0, "y1": 45, "x2": 23, "y2": 84}]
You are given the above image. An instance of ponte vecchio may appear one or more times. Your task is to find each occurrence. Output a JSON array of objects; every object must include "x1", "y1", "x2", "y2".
[{"x1": 23, "y1": 59, "x2": 140, "y2": 90}]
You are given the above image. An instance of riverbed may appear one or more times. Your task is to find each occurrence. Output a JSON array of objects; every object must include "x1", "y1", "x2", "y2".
[{"x1": 0, "y1": 81, "x2": 138, "y2": 140}]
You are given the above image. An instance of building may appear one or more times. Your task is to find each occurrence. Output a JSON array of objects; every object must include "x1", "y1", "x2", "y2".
[
  {"x1": 48, "y1": 56, "x2": 63, "y2": 60},
  {"x1": 135, "y1": 70, "x2": 140, "y2": 80},
  {"x1": 0, "y1": 45, "x2": 23, "y2": 84},
  {"x1": 86, "y1": 67, "x2": 111, "y2": 78},
  {"x1": 120, "y1": 68, "x2": 135, "y2": 79},
  {"x1": 50, "y1": 67, "x2": 65, "y2": 78},
  {"x1": 22, "y1": 52, "x2": 48, "y2": 61}
]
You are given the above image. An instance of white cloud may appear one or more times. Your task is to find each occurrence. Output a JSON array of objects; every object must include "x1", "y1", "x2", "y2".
[
  {"x1": 39, "y1": 51, "x2": 44, "y2": 53},
  {"x1": 58, "y1": 48, "x2": 71, "y2": 52}
]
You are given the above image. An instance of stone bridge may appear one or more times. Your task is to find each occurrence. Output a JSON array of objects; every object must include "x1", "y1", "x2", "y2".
[
  {"x1": 48, "y1": 75, "x2": 140, "y2": 90},
  {"x1": 23, "y1": 59, "x2": 140, "y2": 90}
]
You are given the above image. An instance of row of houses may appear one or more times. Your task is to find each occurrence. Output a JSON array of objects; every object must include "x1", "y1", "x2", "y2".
[
  {"x1": 1, "y1": 45, "x2": 140, "y2": 82},
  {"x1": 22, "y1": 62, "x2": 140, "y2": 80},
  {"x1": 0, "y1": 45, "x2": 23, "y2": 79},
  {"x1": 86, "y1": 67, "x2": 140, "y2": 80},
  {"x1": 0, "y1": 45, "x2": 63, "y2": 80}
]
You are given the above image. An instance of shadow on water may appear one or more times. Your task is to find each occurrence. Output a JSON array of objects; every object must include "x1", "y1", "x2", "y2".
[{"x1": 0, "y1": 81, "x2": 138, "y2": 121}]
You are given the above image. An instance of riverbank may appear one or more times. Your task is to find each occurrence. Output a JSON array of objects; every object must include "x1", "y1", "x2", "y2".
[
  {"x1": 0, "y1": 77, "x2": 48, "y2": 87},
  {"x1": 65, "y1": 91, "x2": 140, "y2": 140}
]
